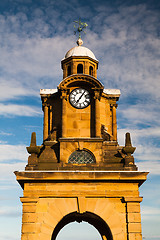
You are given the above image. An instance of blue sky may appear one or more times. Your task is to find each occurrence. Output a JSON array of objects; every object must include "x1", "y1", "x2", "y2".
[{"x1": 0, "y1": 0, "x2": 160, "y2": 239}]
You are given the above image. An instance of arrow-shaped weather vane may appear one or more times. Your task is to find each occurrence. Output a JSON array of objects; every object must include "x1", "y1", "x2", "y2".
[{"x1": 74, "y1": 19, "x2": 88, "y2": 39}]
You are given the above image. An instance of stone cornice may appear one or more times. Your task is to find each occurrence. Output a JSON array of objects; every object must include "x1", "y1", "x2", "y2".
[{"x1": 14, "y1": 171, "x2": 149, "y2": 189}]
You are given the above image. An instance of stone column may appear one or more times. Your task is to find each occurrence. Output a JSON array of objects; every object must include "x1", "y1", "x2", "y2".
[
  {"x1": 49, "y1": 106, "x2": 53, "y2": 133},
  {"x1": 94, "y1": 66, "x2": 97, "y2": 78},
  {"x1": 61, "y1": 90, "x2": 67, "y2": 138},
  {"x1": 43, "y1": 102, "x2": 49, "y2": 141},
  {"x1": 63, "y1": 65, "x2": 67, "y2": 79},
  {"x1": 84, "y1": 61, "x2": 89, "y2": 75},
  {"x1": 94, "y1": 90, "x2": 101, "y2": 137},
  {"x1": 124, "y1": 197, "x2": 143, "y2": 240},
  {"x1": 71, "y1": 61, "x2": 77, "y2": 75},
  {"x1": 112, "y1": 104, "x2": 117, "y2": 141}
]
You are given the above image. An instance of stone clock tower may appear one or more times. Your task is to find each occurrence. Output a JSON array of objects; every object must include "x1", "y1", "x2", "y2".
[{"x1": 15, "y1": 37, "x2": 148, "y2": 240}]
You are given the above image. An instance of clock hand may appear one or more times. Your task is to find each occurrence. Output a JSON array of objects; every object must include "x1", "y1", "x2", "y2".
[{"x1": 76, "y1": 91, "x2": 85, "y2": 103}]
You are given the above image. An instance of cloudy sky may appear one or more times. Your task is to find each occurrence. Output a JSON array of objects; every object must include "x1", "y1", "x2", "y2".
[{"x1": 0, "y1": 0, "x2": 160, "y2": 239}]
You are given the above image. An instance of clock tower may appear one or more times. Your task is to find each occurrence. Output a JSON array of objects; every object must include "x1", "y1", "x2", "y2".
[{"x1": 15, "y1": 36, "x2": 148, "y2": 240}]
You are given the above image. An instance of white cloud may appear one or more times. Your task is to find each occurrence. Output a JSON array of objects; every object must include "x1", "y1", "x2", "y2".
[
  {"x1": 0, "y1": 144, "x2": 27, "y2": 182},
  {"x1": 0, "y1": 36, "x2": 63, "y2": 78},
  {"x1": 118, "y1": 103, "x2": 160, "y2": 126},
  {"x1": 0, "y1": 141, "x2": 8, "y2": 144},
  {"x1": 0, "y1": 162, "x2": 26, "y2": 182},
  {"x1": 142, "y1": 206, "x2": 160, "y2": 217},
  {"x1": 0, "y1": 2, "x2": 159, "y2": 101},
  {"x1": 0, "y1": 78, "x2": 38, "y2": 101},
  {"x1": 135, "y1": 145, "x2": 160, "y2": 161},
  {"x1": 0, "y1": 2, "x2": 159, "y2": 129},
  {"x1": 85, "y1": 5, "x2": 160, "y2": 100},
  {"x1": 0, "y1": 185, "x2": 18, "y2": 191},
  {"x1": 119, "y1": 127, "x2": 160, "y2": 142},
  {"x1": 0, "y1": 131, "x2": 13, "y2": 136},
  {"x1": 0, "y1": 103, "x2": 41, "y2": 116},
  {"x1": 0, "y1": 206, "x2": 21, "y2": 217},
  {"x1": 0, "y1": 234, "x2": 20, "y2": 240},
  {"x1": 138, "y1": 161, "x2": 160, "y2": 175},
  {"x1": 141, "y1": 205, "x2": 160, "y2": 239},
  {"x1": 118, "y1": 127, "x2": 160, "y2": 147},
  {"x1": 0, "y1": 144, "x2": 27, "y2": 162}
]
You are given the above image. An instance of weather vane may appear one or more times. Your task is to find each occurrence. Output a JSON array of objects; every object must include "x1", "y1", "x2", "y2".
[{"x1": 74, "y1": 19, "x2": 88, "y2": 39}]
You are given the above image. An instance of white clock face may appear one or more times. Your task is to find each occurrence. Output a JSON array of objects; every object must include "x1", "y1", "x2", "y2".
[{"x1": 69, "y1": 88, "x2": 90, "y2": 109}]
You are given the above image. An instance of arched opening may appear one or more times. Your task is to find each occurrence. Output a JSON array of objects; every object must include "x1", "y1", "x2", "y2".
[
  {"x1": 89, "y1": 66, "x2": 93, "y2": 76},
  {"x1": 77, "y1": 64, "x2": 83, "y2": 74},
  {"x1": 67, "y1": 65, "x2": 71, "y2": 76},
  {"x1": 56, "y1": 221, "x2": 101, "y2": 240},
  {"x1": 51, "y1": 212, "x2": 113, "y2": 240}
]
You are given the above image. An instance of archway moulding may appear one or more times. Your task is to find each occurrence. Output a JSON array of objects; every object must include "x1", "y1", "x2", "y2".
[
  {"x1": 31, "y1": 197, "x2": 125, "y2": 240},
  {"x1": 51, "y1": 211, "x2": 113, "y2": 240},
  {"x1": 58, "y1": 74, "x2": 104, "y2": 90}
]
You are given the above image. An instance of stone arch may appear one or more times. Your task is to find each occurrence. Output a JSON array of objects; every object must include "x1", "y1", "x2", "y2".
[
  {"x1": 59, "y1": 140, "x2": 103, "y2": 164},
  {"x1": 51, "y1": 211, "x2": 113, "y2": 240},
  {"x1": 58, "y1": 74, "x2": 104, "y2": 90},
  {"x1": 35, "y1": 197, "x2": 126, "y2": 240}
]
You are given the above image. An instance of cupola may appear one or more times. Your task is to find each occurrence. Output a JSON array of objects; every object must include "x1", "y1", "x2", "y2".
[{"x1": 61, "y1": 38, "x2": 99, "y2": 79}]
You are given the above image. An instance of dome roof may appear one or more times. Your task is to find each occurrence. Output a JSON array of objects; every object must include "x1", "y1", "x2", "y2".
[
  {"x1": 65, "y1": 46, "x2": 97, "y2": 60},
  {"x1": 65, "y1": 46, "x2": 97, "y2": 61}
]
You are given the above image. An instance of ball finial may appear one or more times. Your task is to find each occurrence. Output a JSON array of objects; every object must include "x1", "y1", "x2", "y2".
[{"x1": 77, "y1": 38, "x2": 83, "y2": 46}]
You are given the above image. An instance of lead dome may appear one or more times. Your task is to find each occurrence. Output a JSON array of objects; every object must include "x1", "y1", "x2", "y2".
[
  {"x1": 65, "y1": 46, "x2": 97, "y2": 61},
  {"x1": 64, "y1": 38, "x2": 97, "y2": 61}
]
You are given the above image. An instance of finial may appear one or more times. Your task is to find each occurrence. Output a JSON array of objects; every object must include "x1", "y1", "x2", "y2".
[
  {"x1": 74, "y1": 18, "x2": 88, "y2": 44},
  {"x1": 76, "y1": 38, "x2": 83, "y2": 46},
  {"x1": 26, "y1": 132, "x2": 40, "y2": 155},
  {"x1": 125, "y1": 132, "x2": 132, "y2": 147},
  {"x1": 123, "y1": 132, "x2": 136, "y2": 155},
  {"x1": 122, "y1": 132, "x2": 137, "y2": 169},
  {"x1": 30, "y1": 132, "x2": 37, "y2": 147}
]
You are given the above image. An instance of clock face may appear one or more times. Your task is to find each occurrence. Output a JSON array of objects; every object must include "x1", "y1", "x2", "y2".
[{"x1": 69, "y1": 88, "x2": 90, "y2": 109}]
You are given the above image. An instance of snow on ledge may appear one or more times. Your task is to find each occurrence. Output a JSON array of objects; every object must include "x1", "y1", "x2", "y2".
[
  {"x1": 103, "y1": 89, "x2": 121, "y2": 95},
  {"x1": 40, "y1": 89, "x2": 57, "y2": 95},
  {"x1": 40, "y1": 89, "x2": 120, "y2": 96}
]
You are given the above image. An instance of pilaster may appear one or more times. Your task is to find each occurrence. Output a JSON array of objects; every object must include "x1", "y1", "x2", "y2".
[
  {"x1": 94, "y1": 90, "x2": 101, "y2": 137},
  {"x1": 84, "y1": 61, "x2": 89, "y2": 75},
  {"x1": 61, "y1": 89, "x2": 68, "y2": 138},
  {"x1": 111, "y1": 103, "x2": 117, "y2": 141},
  {"x1": 49, "y1": 106, "x2": 53, "y2": 133},
  {"x1": 43, "y1": 99, "x2": 49, "y2": 141},
  {"x1": 71, "y1": 61, "x2": 76, "y2": 75},
  {"x1": 20, "y1": 197, "x2": 39, "y2": 240},
  {"x1": 124, "y1": 197, "x2": 143, "y2": 240}
]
